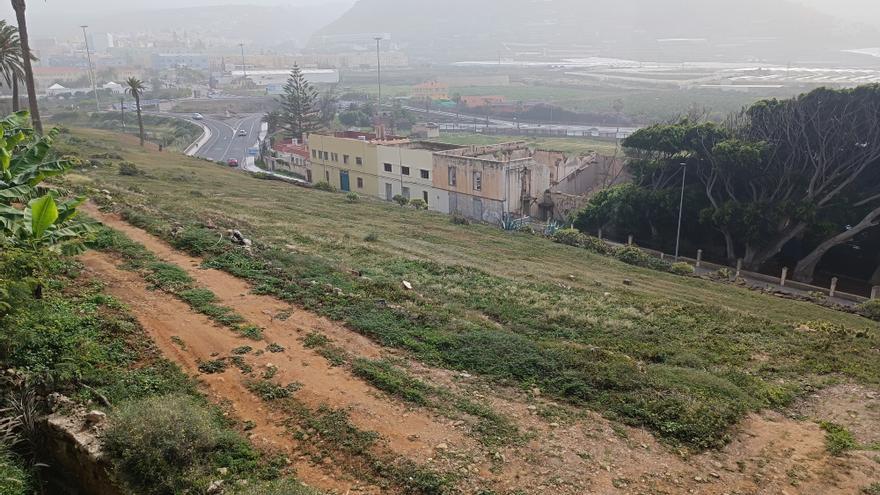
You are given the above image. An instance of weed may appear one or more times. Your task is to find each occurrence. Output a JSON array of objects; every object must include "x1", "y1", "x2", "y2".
[
  {"x1": 364, "y1": 232, "x2": 379, "y2": 242},
  {"x1": 232, "y1": 346, "x2": 254, "y2": 355},
  {"x1": 303, "y1": 332, "x2": 330, "y2": 349},
  {"x1": 266, "y1": 343, "x2": 285, "y2": 353},
  {"x1": 231, "y1": 356, "x2": 253, "y2": 374},
  {"x1": 863, "y1": 483, "x2": 880, "y2": 495},
  {"x1": 246, "y1": 380, "x2": 301, "y2": 401},
  {"x1": 198, "y1": 359, "x2": 228, "y2": 374},
  {"x1": 352, "y1": 358, "x2": 430, "y2": 405},
  {"x1": 238, "y1": 324, "x2": 264, "y2": 340},
  {"x1": 820, "y1": 421, "x2": 858, "y2": 456}
]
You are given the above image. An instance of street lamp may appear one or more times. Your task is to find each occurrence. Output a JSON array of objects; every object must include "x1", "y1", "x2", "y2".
[
  {"x1": 239, "y1": 43, "x2": 247, "y2": 87},
  {"x1": 80, "y1": 25, "x2": 100, "y2": 111},
  {"x1": 674, "y1": 162, "x2": 687, "y2": 261},
  {"x1": 374, "y1": 36, "x2": 383, "y2": 118}
]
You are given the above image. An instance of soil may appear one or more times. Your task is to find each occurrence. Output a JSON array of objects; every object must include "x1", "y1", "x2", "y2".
[{"x1": 81, "y1": 204, "x2": 880, "y2": 494}]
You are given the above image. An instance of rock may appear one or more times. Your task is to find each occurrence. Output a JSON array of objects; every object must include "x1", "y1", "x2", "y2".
[
  {"x1": 603, "y1": 292, "x2": 612, "y2": 297},
  {"x1": 48, "y1": 393, "x2": 73, "y2": 412},
  {"x1": 402, "y1": 280, "x2": 413, "y2": 290},
  {"x1": 531, "y1": 387, "x2": 541, "y2": 396},
  {"x1": 435, "y1": 443, "x2": 448, "y2": 450},
  {"x1": 526, "y1": 405, "x2": 537, "y2": 411},
  {"x1": 623, "y1": 279, "x2": 633, "y2": 286},
  {"x1": 207, "y1": 480, "x2": 224, "y2": 494},
  {"x1": 84, "y1": 410, "x2": 107, "y2": 426},
  {"x1": 217, "y1": 467, "x2": 228, "y2": 475},
  {"x1": 549, "y1": 422, "x2": 560, "y2": 428}
]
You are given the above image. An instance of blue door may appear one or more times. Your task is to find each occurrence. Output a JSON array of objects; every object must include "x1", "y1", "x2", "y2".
[{"x1": 340, "y1": 171, "x2": 350, "y2": 192}]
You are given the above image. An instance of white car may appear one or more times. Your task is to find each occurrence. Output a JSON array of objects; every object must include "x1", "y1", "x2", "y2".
[
  {"x1": 192, "y1": 113, "x2": 204, "y2": 120},
  {"x1": 237, "y1": 129, "x2": 248, "y2": 137}
]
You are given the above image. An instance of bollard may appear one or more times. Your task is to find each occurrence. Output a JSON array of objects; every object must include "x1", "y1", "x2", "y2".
[
  {"x1": 660, "y1": 253, "x2": 665, "y2": 260},
  {"x1": 872, "y1": 286, "x2": 880, "y2": 300},
  {"x1": 829, "y1": 277, "x2": 838, "y2": 298},
  {"x1": 597, "y1": 228, "x2": 603, "y2": 240},
  {"x1": 627, "y1": 234, "x2": 634, "y2": 246},
  {"x1": 735, "y1": 259, "x2": 743, "y2": 279},
  {"x1": 696, "y1": 249, "x2": 703, "y2": 268},
  {"x1": 780, "y1": 267, "x2": 788, "y2": 287}
]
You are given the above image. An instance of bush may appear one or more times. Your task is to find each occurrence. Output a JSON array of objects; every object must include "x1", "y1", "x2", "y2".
[
  {"x1": 820, "y1": 421, "x2": 857, "y2": 455},
  {"x1": 553, "y1": 228, "x2": 585, "y2": 247},
  {"x1": 613, "y1": 245, "x2": 672, "y2": 272},
  {"x1": 0, "y1": 448, "x2": 29, "y2": 495},
  {"x1": 313, "y1": 181, "x2": 336, "y2": 192},
  {"x1": 670, "y1": 262, "x2": 695, "y2": 276},
  {"x1": 103, "y1": 394, "x2": 223, "y2": 494},
  {"x1": 858, "y1": 299, "x2": 880, "y2": 321},
  {"x1": 118, "y1": 162, "x2": 141, "y2": 176},
  {"x1": 451, "y1": 212, "x2": 470, "y2": 225},
  {"x1": 346, "y1": 192, "x2": 359, "y2": 203},
  {"x1": 409, "y1": 198, "x2": 428, "y2": 210},
  {"x1": 392, "y1": 194, "x2": 409, "y2": 207},
  {"x1": 364, "y1": 232, "x2": 379, "y2": 242},
  {"x1": 230, "y1": 479, "x2": 320, "y2": 495}
]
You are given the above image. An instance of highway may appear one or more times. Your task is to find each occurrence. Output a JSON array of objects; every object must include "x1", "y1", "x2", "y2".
[{"x1": 188, "y1": 113, "x2": 264, "y2": 165}]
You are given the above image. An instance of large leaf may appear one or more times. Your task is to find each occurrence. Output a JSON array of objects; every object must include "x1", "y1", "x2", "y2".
[
  {"x1": 10, "y1": 159, "x2": 71, "y2": 187},
  {"x1": 0, "y1": 184, "x2": 34, "y2": 203},
  {"x1": 29, "y1": 194, "x2": 58, "y2": 239}
]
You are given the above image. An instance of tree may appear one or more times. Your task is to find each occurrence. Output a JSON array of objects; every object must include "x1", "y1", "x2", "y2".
[
  {"x1": 10, "y1": 0, "x2": 41, "y2": 134},
  {"x1": 0, "y1": 21, "x2": 24, "y2": 113},
  {"x1": 318, "y1": 87, "x2": 338, "y2": 128},
  {"x1": 277, "y1": 65, "x2": 321, "y2": 141},
  {"x1": 124, "y1": 77, "x2": 146, "y2": 146}
]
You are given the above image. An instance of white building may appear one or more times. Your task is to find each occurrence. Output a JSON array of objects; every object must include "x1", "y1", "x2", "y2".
[{"x1": 227, "y1": 69, "x2": 340, "y2": 92}]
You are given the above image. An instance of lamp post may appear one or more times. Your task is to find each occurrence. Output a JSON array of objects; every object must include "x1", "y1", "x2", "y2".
[
  {"x1": 80, "y1": 25, "x2": 100, "y2": 111},
  {"x1": 374, "y1": 36, "x2": 383, "y2": 118},
  {"x1": 674, "y1": 162, "x2": 687, "y2": 261},
  {"x1": 239, "y1": 43, "x2": 247, "y2": 87}
]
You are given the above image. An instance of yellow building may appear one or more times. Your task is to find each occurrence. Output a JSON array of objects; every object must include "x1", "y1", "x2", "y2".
[
  {"x1": 306, "y1": 131, "x2": 408, "y2": 195},
  {"x1": 412, "y1": 81, "x2": 449, "y2": 101}
]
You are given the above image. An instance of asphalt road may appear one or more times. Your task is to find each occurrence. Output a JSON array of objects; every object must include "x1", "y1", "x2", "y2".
[{"x1": 191, "y1": 114, "x2": 264, "y2": 165}]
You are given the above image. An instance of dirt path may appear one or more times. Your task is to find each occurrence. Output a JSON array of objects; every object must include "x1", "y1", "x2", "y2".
[{"x1": 82, "y1": 203, "x2": 880, "y2": 494}]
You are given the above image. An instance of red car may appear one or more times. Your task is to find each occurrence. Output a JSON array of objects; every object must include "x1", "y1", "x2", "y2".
[{"x1": 227, "y1": 158, "x2": 239, "y2": 167}]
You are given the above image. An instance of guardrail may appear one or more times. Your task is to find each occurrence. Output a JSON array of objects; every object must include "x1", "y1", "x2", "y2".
[{"x1": 184, "y1": 119, "x2": 212, "y2": 156}]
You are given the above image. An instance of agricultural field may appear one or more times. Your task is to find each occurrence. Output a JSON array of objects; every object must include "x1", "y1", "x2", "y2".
[{"x1": 59, "y1": 127, "x2": 880, "y2": 494}]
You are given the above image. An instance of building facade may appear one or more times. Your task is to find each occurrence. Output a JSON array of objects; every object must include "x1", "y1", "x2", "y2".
[
  {"x1": 432, "y1": 143, "x2": 551, "y2": 224},
  {"x1": 376, "y1": 142, "x2": 462, "y2": 209},
  {"x1": 307, "y1": 132, "x2": 409, "y2": 195}
]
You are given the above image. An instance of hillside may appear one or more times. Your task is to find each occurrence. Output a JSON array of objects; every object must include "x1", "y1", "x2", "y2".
[
  {"x1": 52, "y1": 127, "x2": 880, "y2": 494},
  {"x1": 311, "y1": 0, "x2": 874, "y2": 63}
]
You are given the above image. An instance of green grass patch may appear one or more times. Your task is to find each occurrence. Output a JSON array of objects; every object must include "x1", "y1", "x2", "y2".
[{"x1": 820, "y1": 421, "x2": 858, "y2": 456}]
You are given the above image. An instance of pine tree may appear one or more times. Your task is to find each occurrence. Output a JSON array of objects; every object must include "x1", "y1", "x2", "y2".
[{"x1": 278, "y1": 65, "x2": 321, "y2": 141}]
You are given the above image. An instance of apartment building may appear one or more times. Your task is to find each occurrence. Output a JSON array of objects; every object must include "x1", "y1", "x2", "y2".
[
  {"x1": 306, "y1": 131, "x2": 407, "y2": 194},
  {"x1": 432, "y1": 143, "x2": 551, "y2": 224},
  {"x1": 377, "y1": 141, "x2": 462, "y2": 208}
]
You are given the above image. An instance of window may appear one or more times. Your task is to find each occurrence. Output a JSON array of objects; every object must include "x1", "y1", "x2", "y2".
[
  {"x1": 401, "y1": 166, "x2": 410, "y2": 176},
  {"x1": 357, "y1": 177, "x2": 364, "y2": 189},
  {"x1": 356, "y1": 157, "x2": 363, "y2": 165},
  {"x1": 402, "y1": 187, "x2": 410, "y2": 199},
  {"x1": 331, "y1": 153, "x2": 339, "y2": 162},
  {"x1": 323, "y1": 151, "x2": 329, "y2": 160},
  {"x1": 343, "y1": 154, "x2": 350, "y2": 164},
  {"x1": 422, "y1": 190, "x2": 429, "y2": 204},
  {"x1": 473, "y1": 171, "x2": 482, "y2": 191},
  {"x1": 312, "y1": 149, "x2": 318, "y2": 159},
  {"x1": 384, "y1": 163, "x2": 393, "y2": 172},
  {"x1": 448, "y1": 167, "x2": 457, "y2": 186},
  {"x1": 420, "y1": 169, "x2": 430, "y2": 179}
]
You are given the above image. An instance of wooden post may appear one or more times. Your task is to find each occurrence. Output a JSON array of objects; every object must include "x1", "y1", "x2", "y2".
[
  {"x1": 780, "y1": 267, "x2": 788, "y2": 287},
  {"x1": 597, "y1": 228, "x2": 603, "y2": 240},
  {"x1": 735, "y1": 259, "x2": 742, "y2": 279},
  {"x1": 829, "y1": 277, "x2": 838, "y2": 298},
  {"x1": 627, "y1": 234, "x2": 633, "y2": 246},
  {"x1": 872, "y1": 286, "x2": 880, "y2": 300},
  {"x1": 696, "y1": 249, "x2": 703, "y2": 268}
]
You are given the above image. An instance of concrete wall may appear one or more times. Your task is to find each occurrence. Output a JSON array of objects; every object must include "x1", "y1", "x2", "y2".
[
  {"x1": 377, "y1": 145, "x2": 439, "y2": 209},
  {"x1": 307, "y1": 134, "x2": 380, "y2": 195}
]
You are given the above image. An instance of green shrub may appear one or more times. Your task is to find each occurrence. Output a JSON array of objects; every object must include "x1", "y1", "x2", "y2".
[
  {"x1": 313, "y1": 181, "x2": 336, "y2": 192},
  {"x1": 103, "y1": 394, "x2": 223, "y2": 494},
  {"x1": 670, "y1": 262, "x2": 695, "y2": 276},
  {"x1": 613, "y1": 246, "x2": 672, "y2": 272},
  {"x1": 346, "y1": 192, "x2": 359, "y2": 203},
  {"x1": 858, "y1": 299, "x2": 880, "y2": 321},
  {"x1": 553, "y1": 228, "x2": 585, "y2": 247},
  {"x1": 451, "y1": 212, "x2": 470, "y2": 225},
  {"x1": 364, "y1": 232, "x2": 379, "y2": 242},
  {"x1": 230, "y1": 479, "x2": 320, "y2": 495},
  {"x1": 118, "y1": 162, "x2": 141, "y2": 176},
  {"x1": 409, "y1": 198, "x2": 428, "y2": 210},
  {"x1": 862, "y1": 483, "x2": 880, "y2": 495},
  {"x1": 820, "y1": 421, "x2": 858, "y2": 455},
  {"x1": 0, "y1": 448, "x2": 29, "y2": 495},
  {"x1": 392, "y1": 194, "x2": 409, "y2": 207}
]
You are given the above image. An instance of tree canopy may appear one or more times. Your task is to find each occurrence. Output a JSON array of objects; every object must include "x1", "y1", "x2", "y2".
[{"x1": 277, "y1": 65, "x2": 321, "y2": 141}]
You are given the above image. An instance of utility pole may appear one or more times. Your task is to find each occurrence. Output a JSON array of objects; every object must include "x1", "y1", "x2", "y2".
[
  {"x1": 239, "y1": 43, "x2": 247, "y2": 87},
  {"x1": 374, "y1": 36, "x2": 382, "y2": 118},
  {"x1": 81, "y1": 25, "x2": 100, "y2": 111},
  {"x1": 120, "y1": 97, "x2": 125, "y2": 131},
  {"x1": 674, "y1": 162, "x2": 687, "y2": 261}
]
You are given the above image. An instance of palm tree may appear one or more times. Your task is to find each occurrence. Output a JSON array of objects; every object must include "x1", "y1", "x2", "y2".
[
  {"x1": 10, "y1": 0, "x2": 42, "y2": 134},
  {"x1": 124, "y1": 77, "x2": 145, "y2": 146},
  {"x1": 0, "y1": 20, "x2": 25, "y2": 113}
]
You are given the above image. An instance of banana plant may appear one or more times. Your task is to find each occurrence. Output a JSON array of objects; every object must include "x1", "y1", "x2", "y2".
[
  {"x1": 0, "y1": 111, "x2": 73, "y2": 204},
  {"x1": 0, "y1": 192, "x2": 95, "y2": 255}
]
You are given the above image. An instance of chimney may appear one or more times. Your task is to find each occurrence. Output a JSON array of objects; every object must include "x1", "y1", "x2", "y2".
[{"x1": 375, "y1": 124, "x2": 386, "y2": 141}]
